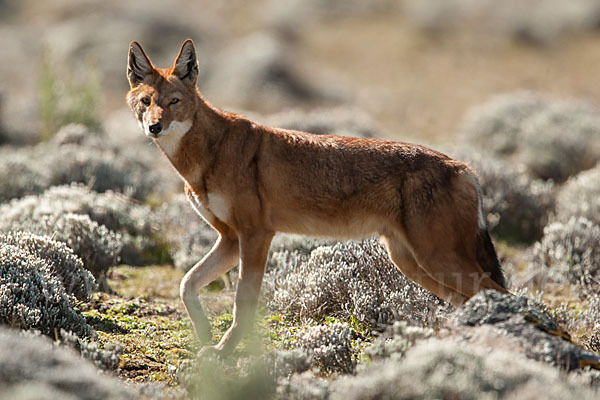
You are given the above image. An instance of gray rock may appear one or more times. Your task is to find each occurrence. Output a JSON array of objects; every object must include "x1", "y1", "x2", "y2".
[
  {"x1": 454, "y1": 289, "x2": 556, "y2": 328},
  {"x1": 453, "y1": 291, "x2": 600, "y2": 371}
]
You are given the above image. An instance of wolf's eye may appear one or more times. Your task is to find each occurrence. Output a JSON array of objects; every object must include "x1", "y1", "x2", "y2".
[
  {"x1": 170, "y1": 98, "x2": 180, "y2": 105},
  {"x1": 141, "y1": 97, "x2": 151, "y2": 106}
]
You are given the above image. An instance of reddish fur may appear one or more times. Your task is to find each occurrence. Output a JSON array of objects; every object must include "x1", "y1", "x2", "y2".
[{"x1": 126, "y1": 40, "x2": 508, "y2": 356}]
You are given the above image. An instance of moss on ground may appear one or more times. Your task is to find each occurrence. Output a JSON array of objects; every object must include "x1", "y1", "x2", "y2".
[
  {"x1": 79, "y1": 266, "x2": 197, "y2": 384},
  {"x1": 81, "y1": 293, "x2": 197, "y2": 383},
  {"x1": 81, "y1": 265, "x2": 320, "y2": 386}
]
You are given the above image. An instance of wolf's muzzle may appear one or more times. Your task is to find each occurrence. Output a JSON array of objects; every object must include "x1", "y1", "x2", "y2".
[{"x1": 149, "y1": 122, "x2": 163, "y2": 135}]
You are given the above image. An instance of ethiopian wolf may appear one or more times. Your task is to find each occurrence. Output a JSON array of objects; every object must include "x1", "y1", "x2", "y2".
[{"x1": 126, "y1": 39, "x2": 508, "y2": 356}]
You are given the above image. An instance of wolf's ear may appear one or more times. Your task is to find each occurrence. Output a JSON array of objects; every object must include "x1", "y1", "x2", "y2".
[
  {"x1": 127, "y1": 41, "x2": 153, "y2": 88},
  {"x1": 172, "y1": 39, "x2": 199, "y2": 87}
]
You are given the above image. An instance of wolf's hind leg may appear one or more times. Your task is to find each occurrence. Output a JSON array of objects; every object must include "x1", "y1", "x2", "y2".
[{"x1": 381, "y1": 234, "x2": 468, "y2": 307}]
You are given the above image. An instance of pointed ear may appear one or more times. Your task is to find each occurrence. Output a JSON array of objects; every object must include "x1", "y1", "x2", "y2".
[
  {"x1": 172, "y1": 39, "x2": 199, "y2": 86},
  {"x1": 127, "y1": 41, "x2": 154, "y2": 88}
]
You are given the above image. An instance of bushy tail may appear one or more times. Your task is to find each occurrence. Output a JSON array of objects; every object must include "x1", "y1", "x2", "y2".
[{"x1": 475, "y1": 228, "x2": 507, "y2": 289}]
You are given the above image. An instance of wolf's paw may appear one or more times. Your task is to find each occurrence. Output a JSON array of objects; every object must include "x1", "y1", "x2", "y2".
[{"x1": 197, "y1": 345, "x2": 224, "y2": 360}]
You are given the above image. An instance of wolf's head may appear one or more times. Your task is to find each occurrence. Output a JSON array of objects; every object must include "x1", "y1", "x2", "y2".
[{"x1": 126, "y1": 40, "x2": 198, "y2": 141}]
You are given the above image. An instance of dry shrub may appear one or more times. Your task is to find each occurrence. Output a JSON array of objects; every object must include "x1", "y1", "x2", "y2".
[
  {"x1": 364, "y1": 321, "x2": 434, "y2": 363},
  {"x1": 0, "y1": 327, "x2": 133, "y2": 399},
  {"x1": 460, "y1": 91, "x2": 600, "y2": 182},
  {"x1": 555, "y1": 164, "x2": 600, "y2": 226},
  {"x1": 454, "y1": 290, "x2": 600, "y2": 370},
  {"x1": 0, "y1": 232, "x2": 96, "y2": 301},
  {"x1": 264, "y1": 239, "x2": 451, "y2": 328},
  {"x1": 0, "y1": 212, "x2": 121, "y2": 281},
  {"x1": 329, "y1": 339, "x2": 599, "y2": 400},
  {"x1": 0, "y1": 124, "x2": 163, "y2": 203},
  {"x1": 286, "y1": 322, "x2": 356, "y2": 374},
  {"x1": 527, "y1": 217, "x2": 600, "y2": 292},
  {"x1": 0, "y1": 183, "x2": 162, "y2": 266},
  {"x1": 0, "y1": 244, "x2": 93, "y2": 337},
  {"x1": 204, "y1": 33, "x2": 345, "y2": 112}
]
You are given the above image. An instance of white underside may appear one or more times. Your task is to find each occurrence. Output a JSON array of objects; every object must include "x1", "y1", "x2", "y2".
[
  {"x1": 147, "y1": 119, "x2": 192, "y2": 158},
  {"x1": 207, "y1": 192, "x2": 231, "y2": 222}
]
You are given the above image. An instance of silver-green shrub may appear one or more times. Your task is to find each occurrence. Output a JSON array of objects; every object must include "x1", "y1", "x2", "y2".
[
  {"x1": 364, "y1": 321, "x2": 434, "y2": 363},
  {"x1": 46, "y1": 143, "x2": 156, "y2": 200},
  {"x1": 587, "y1": 323, "x2": 600, "y2": 354},
  {"x1": 0, "y1": 232, "x2": 96, "y2": 301},
  {"x1": 274, "y1": 372, "x2": 330, "y2": 400},
  {"x1": 178, "y1": 352, "x2": 276, "y2": 400},
  {"x1": 460, "y1": 91, "x2": 600, "y2": 182},
  {"x1": 0, "y1": 212, "x2": 121, "y2": 282},
  {"x1": 0, "y1": 148, "x2": 51, "y2": 202},
  {"x1": 329, "y1": 339, "x2": 599, "y2": 400},
  {"x1": 0, "y1": 327, "x2": 133, "y2": 400},
  {"x1": 60, "y1": 329, "x2": 123, "y2": 371},
  {"x1": 454, "y1": 290, "x2": 556, "y2": 329},
  {"x1": 460, "y1": 91, "x2": 548, "y2": 155},
  {"x1": 0, "y1": 183, "x2": 160, "y2": 265},
  {"x1": 553, "y1": 293, "x2": 600, "y2": 336},
  {"x1": 555, "y1": 164, "x2": 600, "y2": 226},
  {"x1": 286, "y1": 322, "x2": 356, "y2": 374},
  {"x1": 454, "y1": 290, "x2": 600, "y2": 370},
  {"x1": 0, "y1": 124, "x2": 161, "y2": 203},
  {"x1": 264, "y1": 239, "x2": 451, "y2": 327},
  {"x1": 204, "y1": 33, "x2": 345, "y2": 112},
  {"x1": 527, "y1": 217, "x2": 600, "y2": 291},
  {"x1": 268, "y1": 349, "x2": 312, "y2": 379},
  {"x1": 0, "y1": 244, "x2": 93, "y2": 337}
]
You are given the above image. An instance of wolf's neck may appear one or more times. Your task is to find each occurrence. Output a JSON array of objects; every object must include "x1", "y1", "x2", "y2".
[
  {"x1": 158, "y1": 96, "x2": 227, "y2": 191},
  {"x1": 153, "y1": 120, "x2": 193, "y2": 158}
]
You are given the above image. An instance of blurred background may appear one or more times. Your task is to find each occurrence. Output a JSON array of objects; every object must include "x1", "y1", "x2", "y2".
[{"x1": 3, "y1": 0, "x2": 600, "y2": 145}]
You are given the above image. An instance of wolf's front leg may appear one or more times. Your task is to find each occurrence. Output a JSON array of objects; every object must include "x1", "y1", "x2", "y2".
[
  {"x1": 207, "y1": 230, "x2": 273, "y2": 356},
  {"x1": 180, "y1": 236, "x2": 239, "y2": 343}
]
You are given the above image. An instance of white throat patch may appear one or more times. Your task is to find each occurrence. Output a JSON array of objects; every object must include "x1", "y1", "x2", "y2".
[{"x1": 153, "y1": 120, "x2": 192, "y2": 158}]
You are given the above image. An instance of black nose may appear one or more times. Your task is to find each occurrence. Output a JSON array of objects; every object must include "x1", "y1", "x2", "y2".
[{"x1": 149, "y1": 122, "x2": 163, "y2": 135}]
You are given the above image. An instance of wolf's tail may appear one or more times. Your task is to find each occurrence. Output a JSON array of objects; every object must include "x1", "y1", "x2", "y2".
[
  {"x1": 475, "y1": 227, "x2": 506, "y2": 289},
  {"x1": 472, "y1": 175, "x2": 507, "y2": 290}
]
